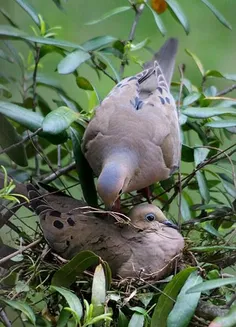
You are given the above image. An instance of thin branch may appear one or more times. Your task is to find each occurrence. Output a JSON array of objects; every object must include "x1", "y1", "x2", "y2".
[
  {"x1": 226, "y1": 292, "x2": 236, "y2": 307},
  {"x1": 0, "y1": 238, "x2": 42, "y2": 265},
  {"x1": 119, "y1": 1, "x2": 146, "y2": 78},
  {"x1": 217, "y1": 84, "x2": 236, "y2": 96},
  {"x1": 91, "y1": 57, "x2": 117, "y2": 84},
  {"x1": 40, "y1": 161, "x2": 76, "y2": 184},
  {"x1": 0, "y1": 128, "x2": 42, "y2": 155},
  {"x1": 0, "y1": 308, "x2": 12, "y2": 327}
]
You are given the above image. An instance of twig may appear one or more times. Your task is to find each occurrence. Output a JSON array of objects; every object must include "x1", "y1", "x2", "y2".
[
  {"x1": 119, "y1": 1, "x2": 146, "y2": 78},
  {"x1": 40, "y1": 161, "x2": 76, "y2": 184},
  {"x1": 32, "y1": 45, "x2": 41, "y2": 177},
  {"x1": 57, "y1": 145, "x2": 61, "y2": 168},
  {"x1": 226, "y1": 292, "x2": 236, "y2": 307},
  {"x1": 0, "y1": 238, "x2": 42, "y2": 265},
  {"x1": 0, "y1": 308, "x2": 12, "y2": 327},
  {"x1": 91, "y1": 57, "x2": 117, "y2": 84},
  {"x1": 0, "y1": 128, "x2": 42, "y2": 155},
  {"x1": 217, "y1": 84, "x2": 236, "y2": 96},
  {"x1": 196, "y1": 300, "x2": 228, "y2": 320}
]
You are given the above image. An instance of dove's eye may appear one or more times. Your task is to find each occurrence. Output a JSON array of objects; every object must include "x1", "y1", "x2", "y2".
[{"x1": 145, "y1": 213, "x2": 156, "y2": 222}]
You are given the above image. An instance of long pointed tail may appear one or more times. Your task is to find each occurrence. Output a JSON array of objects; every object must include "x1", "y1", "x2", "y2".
[{"x1": 27, "y1": 184, "x2": 55, "y2": 218}]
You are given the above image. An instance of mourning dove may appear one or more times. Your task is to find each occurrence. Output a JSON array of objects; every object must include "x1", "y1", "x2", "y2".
[
  {"x1": 27, "y1": 184, "x2": 184, "y2": 280},
  {"x1": 82, "y1": 38, "x2": 180, "y2": 208}
]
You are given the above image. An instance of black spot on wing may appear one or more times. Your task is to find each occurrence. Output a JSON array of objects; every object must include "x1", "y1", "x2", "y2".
[
  {"x1": 130, "y1": 96, "x2": 144, "y2": 110},
  {"x1": 159, "y1": 96, "x2": 165, "y2": 105},
  {"x1": 67, "y1": 217, "x2": 75, "y2": 226},
  {"x1": 165, "y1": 97, "x2": 170, "y2": 104},
  {"x1": 128, "y1": 76, "x2": 137, "y2": 82},
  {"x1": 50, "y1": 210, "x2": 61, "y2": 218},
  {"x1": 157, "y1": 87, "x2": 163, "y2": 94}
]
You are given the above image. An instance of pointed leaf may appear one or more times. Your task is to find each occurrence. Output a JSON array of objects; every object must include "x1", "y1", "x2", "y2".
[
  {"x1": 151, "y1": 267, "x2": 196, "y2": 327},
  {"x1": 81, "y1": 35, "x2": 117, "y2": 51},
  {"x1": 0, "y1": 298, "x2": 36, "y2": 325},
  {"x1": 200, "y1": 0, "x2": 232, "y2": 30},
  {"x1": 196, "y1": 171, "x2": 210, "y2": 203},
  {"x1": 189, "y1": 246, "x2": 236, "y2": 253},
  {"x1": 118, "y1": 310, "x2": 129, "y2": 327},
  {"x1": 58, "y1": 50, "x2": 91, "y2": 74},
  {"x1": 70, "y1": 127, "x2": 98, "y2": 207},
  {"x1": 0, "y1": 113, "x2": 28, "y2": 167},
  {"x1": 0, "y1": 8, "x2": 18, "y2": 27},
  {"x1": 86, "y1": 6, "x2": 131, "y2": 25},
  {"x1": 187, "y1": 278, "x2": 236, "y2": 294},
  {"x1": 166, "y1": 0, "x2": 190, "y2": 34},
  {"x1": 205, "y1": 120, "x2": 236, "y2": 128},
  {"x1": 52, "y1": 250, "x2": 100, "y2": 287},
  {"x1": 181, "y1": 144, "x2": 194, "y2": 162},
  {"x1": 167, "y1": 271, "x2": 202, "y2": 327},
  {"x1": 185, "y1": 49, "x2": 205, "y2": 76},
  {"x1": 42, "y1": 106, "x2": 81, "y2": 134},
  {"x1": 183, "y1": 92, "x2": 201, "y2": 106},
  {"x1": 181, "y1": 192, "x2": 192, "y2": 221},
  {"x1": 205, "y1": 70, "x2": 236, "y2": 82},
  {"x1": 194, "y1": 148, "x2": 209, "y2": 166},
  {"x1": 96, "y1": 51, "x2": 121, "y2": 82},
  {"x1": 76, "y1": 77, "x2": 93, "y2": 91},
  {"x1": 182, "y1": 107, "x2": 236, "y2": 118},
  {"x1": 92, "y1": 264, "x2": 106, "y2": 318},
  {"x1": 146, "y1": 3, "x2": 166, "y2": 36},
  {"x1": 50, "y1": 286, "x2": 83, "y2": 319},
  {"x1": 14, "y1": 0, "x2": 40, "y2": 26}
]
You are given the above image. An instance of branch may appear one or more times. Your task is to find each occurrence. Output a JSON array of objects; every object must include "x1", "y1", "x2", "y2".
[
  {"x1": 40, "y1": 161, "x2": 76, "y2": 184},
  {"x1": 0, "y1": 128, "x2": 42, "y2": 155},
  {"x1": 119, "y1": 1, "x2": 146, "y2": 78},
  {"x1": 0, "y1": 308, "x2": 12, "y2": 327},
  {"x1": 0, "y1": 238, "x2": 42, "y2": 265},
  {"x1": 217, "y1": 84, "x2": 236, "y2": 96},
  {"x1": 91, "y1": 57, "x2": 117, "y2": 84}
]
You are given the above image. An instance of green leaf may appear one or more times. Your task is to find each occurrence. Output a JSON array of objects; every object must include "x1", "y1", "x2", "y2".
[
  {"x1": 185, "y1": 49, "x2": 205, "y2": 76},
  {"x1": 128, "y1": 313, "x2": 144, "y2": 327},
  {"x1": 86, "y1": 6, "x2": 131, "y2": 25},
  {"x1": 200, "y1": 0, "x2": 232, "y2": 30},
  {"x1": 0, "y1": 101, "x2": 43, "y2": 130},
  {"x1": 205, "y1": 70, "x2": 236, "y2": 82},
  {"x1": 0, "y1": 25, "x2": 84, "y2": 49},
  {"x1": 0, "y1": 298, "x2": 36, "y2": 325},
  {"x1": 0, "y1": 49, "x2": 14, "y2": 63},
  {"x1": 118, "y1": 310, "x2": 129, "y2": 327},
  {"x1": 205, "y1": 120, "x2": 236, "y2": 128},
  {"x1": 52, "y1": 250, "x2": 99, "y2": 287},
  {"x1": 180, "y1": 192, "x2": 192, "y2": 221},
  {"x1": 182, "y1": 107, "x2": 236, "y2": 118},
  {"x1": 56, "y1": 309, "x2": 71, "y2": 327},
  {"x1": 0, "y1": 84, "x2": 12, "y2": 98},
  {"x1": 42, "y1": 106, "x2": 81, "y2": 134},
  {"x1": 183, "y1": 92, "x2": 201, "y2": 106},
  {"x1": 92, "y1": 264, "x2": 106, "y2": 318},
  {"x1": 50, "y1": 286, "x2": 83, "y2": 320},
  {"x1": 58, "y1": 50, "x2": 91, "y2": 74},
  {"x1": 196, "y1": 171, "x2": 210, "y2": 203},
  {"x1": 166, "y1": 0, "x2": 190, "y2": 34},
  {"x1": 151, "y1": 267, "x2": 196, "y2": 327},
  {"x1": 70, "y1": 126, "x2": 98, "y2": 207},
  {"x1": 167, "y1": 271, "x2": 202, "y2": 327},
  {"x1": 194, "y1": 148, "x2": 209, "y2": 166},
  {"x1": 76, "y1": 77, "x2": 94, "y2": 91},
  {"x1": 81, "y1": 35, "x2": 117, "y2": 51},
  {"x1": 187, "y1": 278, "x2": 236, "y2": 294},
  {"x1": 14, "y1": 0, "x2": 40, "y2": 26},
  {"x1": 189, "y1": 246, "x2": 236, "y2": 253},
  {"x1": 181, "y1": 144, "x2": 194, "y2": 162},
  {"x1": 0, "y1": 113, "x2": 28, "y2": 167},
  {"x1": 145, "y1": 3, "x2": 166, "y2": 36}
]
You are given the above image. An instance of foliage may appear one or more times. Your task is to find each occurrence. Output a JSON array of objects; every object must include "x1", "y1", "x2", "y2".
[{"x1": 0, "y1": 0, "x2": 236, "y2": 327}]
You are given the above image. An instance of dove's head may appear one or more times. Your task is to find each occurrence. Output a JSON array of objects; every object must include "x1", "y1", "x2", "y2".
[
  {"x1": 129, "y1": 203, "x2": 178, "y2": 230},
  {"x1": 97, "y1": 160, "x2": 131, "y2": 209}
]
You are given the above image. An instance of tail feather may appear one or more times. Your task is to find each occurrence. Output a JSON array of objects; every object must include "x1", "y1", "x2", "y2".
[
  {"x1": 144, "y1": 38, "x2": 178, "y2": 88},
  {"x1": 27, "y1": 184, "x2": 54, "y2": 217}
]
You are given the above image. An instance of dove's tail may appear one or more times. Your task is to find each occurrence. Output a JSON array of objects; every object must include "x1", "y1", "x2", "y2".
[
  {"x1": 27, "y1": 183, "x2": 55, "y2": 218},
  {"x1": 144, "y1": 38, "x2": 178, "y2": 88}
]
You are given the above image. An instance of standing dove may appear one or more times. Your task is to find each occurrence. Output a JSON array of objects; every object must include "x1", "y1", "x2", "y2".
[
  {"x1": 82, "y1": 38, "x2": 181, "y2": 208},
  {"x1": 26, "y1": 183, "x2": 184, "y2": 280}
]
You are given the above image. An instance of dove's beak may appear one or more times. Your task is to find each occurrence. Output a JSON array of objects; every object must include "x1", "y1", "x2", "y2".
[{"x1": 163, "y1": 220, "x2": 179, "y2": 230}]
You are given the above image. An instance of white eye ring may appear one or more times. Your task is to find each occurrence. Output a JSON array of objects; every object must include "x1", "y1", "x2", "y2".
[{"x1": 145, "y1": 213, "x2": 156, "y2": 222}]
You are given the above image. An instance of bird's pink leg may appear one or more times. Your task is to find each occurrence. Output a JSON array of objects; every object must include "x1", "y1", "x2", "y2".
[{"x1": 139, "y1": 187, "x2": 152, "y2": 203}]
